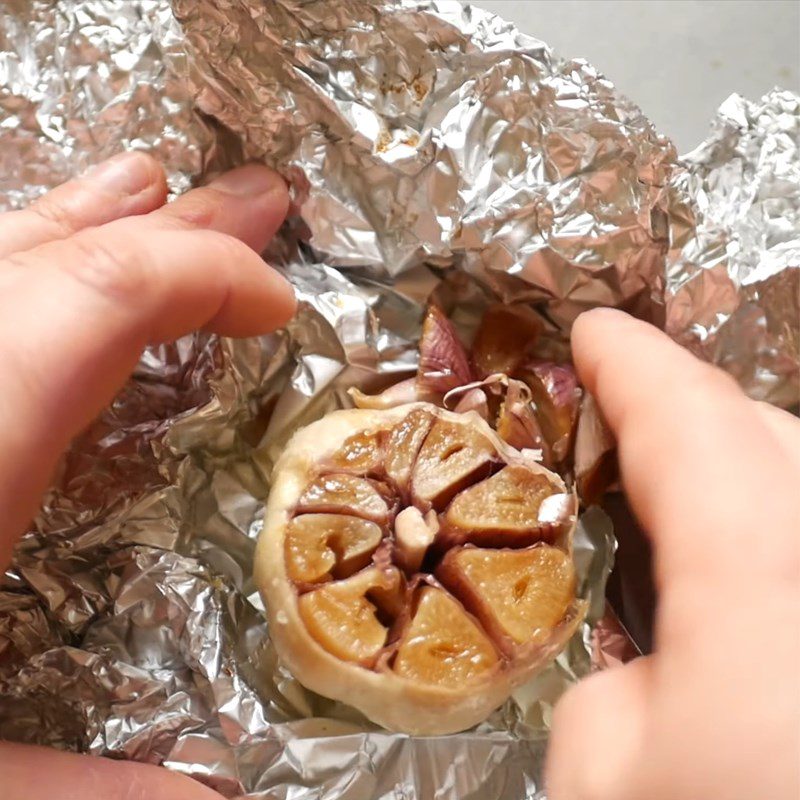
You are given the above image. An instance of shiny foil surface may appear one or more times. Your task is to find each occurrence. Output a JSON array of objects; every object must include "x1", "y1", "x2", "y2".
[
  {"x1": 0, "y1": 1, "x2": 796, "y2": 799},
  {"x1": 0, "y1": 0, "x2": 218, "y2": 205},
  {"x1": 667, "y1": 90, "x2": 800, "y2": 406}
]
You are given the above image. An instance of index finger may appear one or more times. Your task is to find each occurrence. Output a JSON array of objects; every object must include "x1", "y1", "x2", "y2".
[
  {"x1": 571, "y1": 309, "x2": 800, "y2": 587},
  {"x1": 0, "y1": 166, "x2": 295, "y2": 568},
  {"x1": 0, "y1": 152, "x2": 168, "y2": 258}
]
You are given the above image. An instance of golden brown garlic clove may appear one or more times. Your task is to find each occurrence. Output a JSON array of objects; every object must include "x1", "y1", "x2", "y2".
[
  {"x1": 517, "y1": 361, "x2": 582, "y2": 463},
  {"x1": 297, "y1": 473, "x2": 391, "y2": 524},
  {"x1": 443, "y1": 465, "x2": 572, "y2": 547},
  {"x1": 299, "y1": 566, "x2": 404, "y2": 667},
  {"x1": 392, "y1": 586, "x2": 499, "y2": 687},
  {"x1": 411, "y1": 416, "x2": 496, "y2": 509},
  {"x1": 437, "y1": 545, "x2": 577, "y2": 656},
  {"x1": 285, "y1": 514, "x2": 383, "y2": 583},
  {"x1": 417, "y1": 305, "x2": 474, "y2": 394},
  {"x1": 471, "y1": 304, "x2": 544, "y2": 378}
]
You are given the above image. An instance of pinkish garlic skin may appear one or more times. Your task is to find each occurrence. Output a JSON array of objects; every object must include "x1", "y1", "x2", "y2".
[
  {"x1": 496, "y1": 378, "x2": 547, "y2": 454},
  {"x1": 574, "y1": 392, "x2": 618, "y2": 505},
  {"x1": 442, "y1": 374, "x2": 506, "y2": 411},
  {"x1": 450, "y1": 387, "x2": 489, "y2": 419},
  {"x1": 444, "y1": 375, "x2": 546, "y2": 460},
  {"x1": 349, "y1": 378, "x2": 429, "y2": 410},
  {"x1": 528, "y1": 362, "x2": 581, "y2": 413},
  {"x1": 417, "y1": 305, "x2": 474, "y2": 394},
  {"x1": 519, "y1": 361, "x2": 582, "y2": 463},
  {"x1": 351, "y1": 307, "x2": 585, "y2": 479}
]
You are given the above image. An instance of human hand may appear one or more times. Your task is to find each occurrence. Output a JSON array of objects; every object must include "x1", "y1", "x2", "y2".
[
  {"x1": 0, "y1": 152, "x2": 295, "y2": 799},
  {"x1": 547, "y1": 309, "x2": 800, "y2": 800}
]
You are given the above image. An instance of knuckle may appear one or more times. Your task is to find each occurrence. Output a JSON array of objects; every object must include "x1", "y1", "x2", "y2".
[
  {"x1": 29, "y1": 195, "x2": 82, "y2": 238},
  {"x1": 62, "y1": 229, "x2": 148, "y2": 303},
  {"x1": 215, "y1": 229, "x2": 251, "y2": 261},
  {"x1": 2, "y1": 251, "x2": 33, "y2": 272},
  {"x1": 197, "y1": 228, "x2": 252, "y2": 267},
  {"x1": 159, "y1": 187, "x2": 224, "y2": 230}
]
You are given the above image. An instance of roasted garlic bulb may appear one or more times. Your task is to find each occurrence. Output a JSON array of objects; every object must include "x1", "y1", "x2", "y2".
[{"x1": 256, "y1": 403, "x2": 586, "y2": 734}]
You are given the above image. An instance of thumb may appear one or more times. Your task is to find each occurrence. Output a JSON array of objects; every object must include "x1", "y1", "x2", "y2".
[
  {"x1": 546, "y1": 657, "x2": 653, "y2": 800},
  {"x1": 0, "y1": 742, "x2": 224, "y2": 800}
]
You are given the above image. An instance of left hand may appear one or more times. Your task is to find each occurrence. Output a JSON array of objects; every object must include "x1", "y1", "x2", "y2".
[{"x1": 0, "y1": 151, "x2": 296, "y2": 799}]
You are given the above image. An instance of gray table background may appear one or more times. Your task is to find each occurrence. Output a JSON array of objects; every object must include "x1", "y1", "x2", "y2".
[{"x1": 468, "y1": 0, "x2": 800, "y2": 153}]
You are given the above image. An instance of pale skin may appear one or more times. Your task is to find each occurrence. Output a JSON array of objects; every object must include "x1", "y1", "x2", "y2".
[{"x1": 0, "y1": 154, "x2": 797, "y2": 800}]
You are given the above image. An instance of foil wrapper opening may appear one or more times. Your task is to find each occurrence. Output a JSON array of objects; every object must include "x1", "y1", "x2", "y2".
[{"x1": 0, "y1": 1, "x2": 796, "y2": 799}]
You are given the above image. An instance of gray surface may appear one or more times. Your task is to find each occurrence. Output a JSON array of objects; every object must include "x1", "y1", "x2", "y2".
[{"x1": 471, "y1": 0, "x2": 800, "y2": 153}]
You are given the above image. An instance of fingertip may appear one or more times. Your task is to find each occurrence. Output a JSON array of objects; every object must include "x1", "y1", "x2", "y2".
[
  {"x1": 162, "y1": 164, "x2": 290, "y2": 254},
  {"x1": 209, "y1": 261, "x2": 297, "y2": 337},
  {"x1": 143, "y1": 153, "x2": 171, "y2": 206},
  {"x1": 171, "y1": 230, "x2": 297, "y2": 338},
  {"x1": 572, "y1": 309, "x2": 666, "y2": 388},
  {"x1": 0, "y1": 152, "x2": 170, "y2": 260},
  {"x1": 260, "y1": 263, "x2": 298, "y2": 328},
  {"x1": 572, "y1": 307, "x2": 634, "y2": 344},
  {"x1": 247, "y1": 181, "x2": 291, "y2": 255},
  {"x1": 571, "y1": 308, "x2": 616, "y2": 392},
  {"x1": 547, "y1": 659, "x2": 653, "y2": 800},
  {"x1": 85, "y1": 150, "x2": 169, "y2": 221},
  {"x1": 207, "y1": 164, "x2": 290, "y2": 253},
  {"x1": 133, "y1": 151, "x2": 169, "y2": 194},
  {"x1": 572, "y1": 308, "x2": 621, "y2": 365},
  {"x1": 208, "y1": 163, "x2": 288, "y2": 200},
  {"x1": 207, "y1": 164, "x2": 290, "y2": 233},
  {"x1": 84, "y1": 150, "x2": 168, "y2": 200}
]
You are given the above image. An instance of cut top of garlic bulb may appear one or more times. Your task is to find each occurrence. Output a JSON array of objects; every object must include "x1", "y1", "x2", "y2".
[{"x1": 256, "y1": 403, "x2": 586, "y2": 735}]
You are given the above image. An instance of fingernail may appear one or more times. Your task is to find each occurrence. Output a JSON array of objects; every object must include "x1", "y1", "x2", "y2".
[
  {"x1": 84, "y1": 152, "x2": 157, "y2": 197},
  {"x1": 210, "y1": 164, "x2": 286, "y2": 197}
]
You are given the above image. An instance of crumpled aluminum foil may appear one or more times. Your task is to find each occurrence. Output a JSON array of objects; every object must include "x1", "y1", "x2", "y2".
[
  {"x1": 172, "y1": 0, "x2": 676, "y2": 331},
  {"x1": 0, "y1": 0, "x2": 219, "y2": 205},
  {"x1": 0, "y1": 1, "x2": 796, "y2": 798},
  {"x1": 667, "y1": 89, "x2": 800, "y2": 407}
]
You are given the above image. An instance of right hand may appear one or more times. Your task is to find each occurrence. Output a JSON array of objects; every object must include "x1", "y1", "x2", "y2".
[{"x1": 547, "y1": 309, "x2": 800, "y2": 800}]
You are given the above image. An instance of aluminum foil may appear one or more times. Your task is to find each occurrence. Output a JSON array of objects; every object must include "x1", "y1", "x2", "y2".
[
  {"x1": 172, "y1": 0, "x2": 676, "y2": 330},
  {"x1": 667, "y1": 89, "x2": 800, "y2": 407},
  {"x1": 0, "y1": 0, "x2": 223, "y2": 205},
  {"x1": 0, "y1": 1, "x2": 795, "y2": 798}
]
